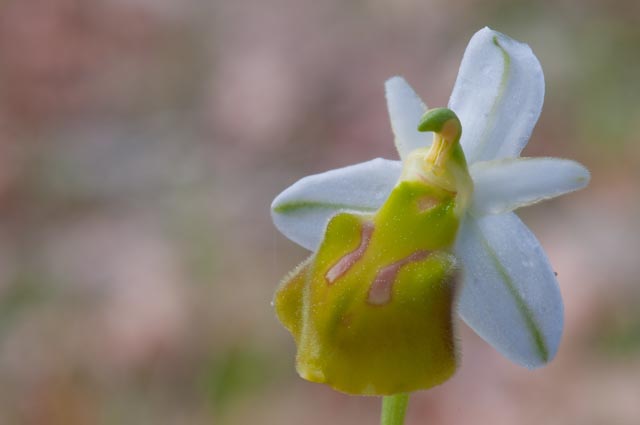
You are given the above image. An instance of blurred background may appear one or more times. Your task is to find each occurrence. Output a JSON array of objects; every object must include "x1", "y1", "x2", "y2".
[{"x1": 0, "y1": 0, "x2": 638, "y2": 424}]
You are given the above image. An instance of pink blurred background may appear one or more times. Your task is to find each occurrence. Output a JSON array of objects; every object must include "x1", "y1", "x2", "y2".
[{"x1": 0, "y1": 0, "x2": 638, "y2": 424}]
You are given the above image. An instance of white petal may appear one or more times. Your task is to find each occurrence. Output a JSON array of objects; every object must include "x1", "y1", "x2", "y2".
[
  {"x1": 470, "y1": 157, "x2": 590, "y2": 215},
  {"x1": 271, "y1": 158, "x2": 401, "y2": 251},
  {"x1": 385, "y1": 76, "x2": 432, "y2": 159},
  {"x1": 449, "y1": 27, "x2": 545, "y2": 164},
  {"x1": 455, "y1": 212, "x2": 563, "y2": 368}
]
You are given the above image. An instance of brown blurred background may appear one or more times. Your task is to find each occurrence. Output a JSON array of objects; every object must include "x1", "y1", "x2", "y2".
[{"x1": 0, "y1": 0, "x2": 638, "y2": 424}]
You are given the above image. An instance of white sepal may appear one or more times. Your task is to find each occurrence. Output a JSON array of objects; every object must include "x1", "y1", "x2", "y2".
[
  {"x1": 455, "y1": 212, "x2": 563, "y2": 368},
  {"x1": 470, "y1": 157, "x2": 590, "y2": 215},
  {"x1": 271, "y1": 158, "x2": 401, "y2": 251},
  {"x1": 385, "y1": 76, "x2": 431, "y2": 159},
  {"x1": 449, "y1": 27, "x2": 545, "y2": 164}
]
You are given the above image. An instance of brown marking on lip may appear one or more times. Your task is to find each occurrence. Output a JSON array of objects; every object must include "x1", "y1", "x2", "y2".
[
  {"x1": 417, "y1": 195, "x2": 440, "y2": 213},
  {"x1": 325, "y1": 221, "x2": 374, "y2": 285},
  {"x1": 367, "y1": 250, "x2": 430, "y2": 305}
]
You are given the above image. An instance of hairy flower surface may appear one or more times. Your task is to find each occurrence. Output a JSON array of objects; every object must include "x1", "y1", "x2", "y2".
[{"x1": 271, "y1": 27, "x2": 589, "y2": 395}]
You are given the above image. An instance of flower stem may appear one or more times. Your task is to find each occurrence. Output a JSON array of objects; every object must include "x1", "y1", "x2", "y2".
[{"x1": 380, "y1": 394, "x2": 409, "y2": 425}]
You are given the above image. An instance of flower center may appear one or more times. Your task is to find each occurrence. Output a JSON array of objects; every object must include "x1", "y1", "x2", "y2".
[{"x1": 399, "y1": 107, "x2": 473, "y2": 215}]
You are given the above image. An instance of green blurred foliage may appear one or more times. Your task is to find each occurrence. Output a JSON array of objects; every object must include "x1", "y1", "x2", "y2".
[{"x1": 204, "y1": 345, "x2": 275, "y2": 417}]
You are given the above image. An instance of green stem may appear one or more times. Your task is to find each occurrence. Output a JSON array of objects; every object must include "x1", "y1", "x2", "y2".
[{"x1": 380, "y1": 394, "x2": 410, "y2": 425}]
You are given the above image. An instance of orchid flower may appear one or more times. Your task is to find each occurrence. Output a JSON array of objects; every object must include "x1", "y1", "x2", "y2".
[{"x1": 271, "y1": 27, "x2": 589, "y2": 398}]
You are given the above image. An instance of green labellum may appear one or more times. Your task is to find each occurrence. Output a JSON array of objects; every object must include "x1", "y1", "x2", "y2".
[{"x1": 274, "y1": 109, "x2": 472, "y2": 395}]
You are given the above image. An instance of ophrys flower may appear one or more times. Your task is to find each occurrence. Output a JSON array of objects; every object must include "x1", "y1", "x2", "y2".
[{"x1": 271, "y1": 27, "x2": 589, "y2": 395}]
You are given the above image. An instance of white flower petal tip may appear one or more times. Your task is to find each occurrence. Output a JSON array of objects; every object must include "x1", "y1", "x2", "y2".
[
  {"x1": 456, "y1": 213, "x2": 563, "y2": 368},
  {"x1": 470, "y1": 157, "x2": 591, "y2": 215},
  {"x1": 449, "y1": 27, "x2": 545, "y2": 164},
  {"x1": 271, "y1": 158, "x2": 402, "y2": 251},
  {"x1": 385, "y1": 76, "x2": 431, "y2": 159}
]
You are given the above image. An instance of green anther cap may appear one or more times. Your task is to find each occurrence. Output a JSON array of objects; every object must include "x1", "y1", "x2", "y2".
[{"x1": 417, "y1": 108, "x2": 462, "y2": 142}]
